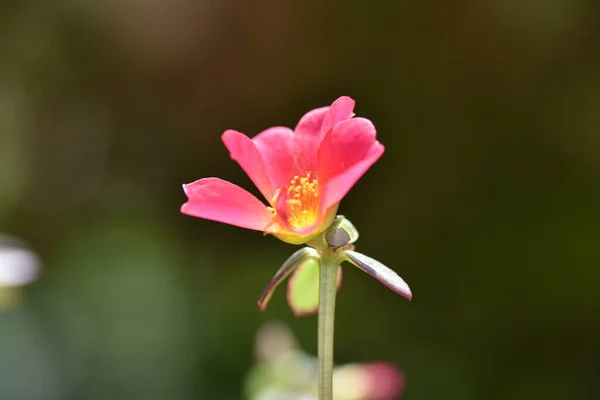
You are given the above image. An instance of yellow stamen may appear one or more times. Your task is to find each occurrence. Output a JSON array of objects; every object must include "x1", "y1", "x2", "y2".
[{"x1": 283, "y1": 172, "x2": 320, "y2": 230}]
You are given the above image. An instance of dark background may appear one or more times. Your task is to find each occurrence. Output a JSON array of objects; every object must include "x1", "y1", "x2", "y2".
[{"x1": 1, "y1": 1, "x2": 599, "y2": 399}]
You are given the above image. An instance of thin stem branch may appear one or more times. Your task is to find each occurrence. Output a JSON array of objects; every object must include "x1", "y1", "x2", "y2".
[{"x1": 318, "y1": 256, "x2": 338, "y2": 400}]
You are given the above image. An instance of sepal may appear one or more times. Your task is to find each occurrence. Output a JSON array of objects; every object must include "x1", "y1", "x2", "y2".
[
  {"x1": 343, "y1": 250, "x2": 412, "y2": 300},
  {"x1": 307, "y1": 215, "x2": 359, "y2": 250},
  {"x1": 337, "y1": 216, "x2": 359, "y2": 244},
  {"x1": 257, "y1": 247, "x2": 319, "y2": 311}
]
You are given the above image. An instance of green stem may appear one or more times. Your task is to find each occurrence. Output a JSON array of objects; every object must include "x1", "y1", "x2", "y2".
[{"x1": 318, "y1": 256, "x2": 338, "y2": 400}]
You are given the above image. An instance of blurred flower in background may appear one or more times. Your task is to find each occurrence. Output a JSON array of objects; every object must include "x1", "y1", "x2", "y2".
[
  {"x1": 0, "y1": 234, "x2": 41, "y2": 308},
  {"x1": 245, "y1": 322, "x2": 404, "y2": 400}
]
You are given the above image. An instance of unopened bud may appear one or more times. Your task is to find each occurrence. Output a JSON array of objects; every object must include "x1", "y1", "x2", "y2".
[{"x1": 326, "y1": 228, "x2": 350, "y2": 248}]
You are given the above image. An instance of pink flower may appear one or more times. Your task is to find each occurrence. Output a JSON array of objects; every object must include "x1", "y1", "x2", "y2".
[
  {"x1": 181, "y1": 96, "x2": 384, "y2": 244},
  {"x1": 363, "y1": 363, "x2": 405, "y2": 400},
  {"x1": 334, "y1": 362, "x2": 405, "y2": 400}
]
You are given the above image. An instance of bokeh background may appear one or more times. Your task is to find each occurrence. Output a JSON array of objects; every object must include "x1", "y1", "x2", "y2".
[{"x1": 1, "y1": 1, "x2": 599, "y2": 399}]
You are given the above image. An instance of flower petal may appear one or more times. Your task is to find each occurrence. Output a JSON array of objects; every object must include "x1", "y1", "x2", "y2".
[
  {"x1": 245, "y1": 97, "x2": 356, "y2": 194},
  {"x1": 295, "y1": 106, "x2": 329, "y2": 137},
  {"x1": 252, "y1": 126, "x2": 316, "y2": 190},
  {"x1": 319, "y1": 96, "x2": 356, "y2": 137},
  {"x1": 364, "y1": 363, "x2": 405, "y2": 400},
  {"x1": 181, "y1": 178, "x2": 273, "y2": 231},
  {"x1": 222, "y1": 130, "x2": 274, "y2": 201},
  {"x1": 287, "y1": 258, "x2": 343, "y2": 317},
  {"x1": 318, "y1": 117, "x2": 384, "y2": 210},
  {"x1": 257, "y1": 247, "x2": 318, "y2": 312},
  {"x1": 295, "y1": 96, "x2": 355, "y2": 141},
  {"x1": 343, "y1": 250, "x2": 412, "y2": 300}
]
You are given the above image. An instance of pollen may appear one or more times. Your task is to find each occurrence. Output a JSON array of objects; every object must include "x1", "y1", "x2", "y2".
[{"x1": 284, "y1": 172, "x2": 320, "y2": 230}]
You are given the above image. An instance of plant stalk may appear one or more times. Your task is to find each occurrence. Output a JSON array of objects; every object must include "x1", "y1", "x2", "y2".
[{"x1": 318, "y1": 256, "x2": 339, "y2": 400}]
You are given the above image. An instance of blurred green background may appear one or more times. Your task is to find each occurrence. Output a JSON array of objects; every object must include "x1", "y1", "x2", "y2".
[{"x1": 1, "y1": 1, "x2": 599, "y2": 399}]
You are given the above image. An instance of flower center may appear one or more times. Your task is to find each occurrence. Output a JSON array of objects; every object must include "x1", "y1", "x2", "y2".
[{"x1": 285, "y1": 173, "x2": 319, "y2": 230}]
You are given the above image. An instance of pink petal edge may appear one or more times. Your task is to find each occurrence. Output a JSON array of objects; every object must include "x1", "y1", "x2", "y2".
[
  {"x1": 181, "y1": 178, "x2": 273, "y2": 231},
  {"x1": 295, "y1": 95, "x2": 356, "y2": 141},
  {"x1": 222, "y1": 130, "x2": 274, "y2": 201},
  {"x1": 319, "y1": 96, "x2": 356, "y2": 138},
  {"x1": 294, "y1": 106, "x2": 329, "y2": 138},
  {"x1": 318, "y1": 117, "x2": 384, "y2": 209},
  {"x1": 323, "y1": 143, "x2": 384, "y2": 210}
]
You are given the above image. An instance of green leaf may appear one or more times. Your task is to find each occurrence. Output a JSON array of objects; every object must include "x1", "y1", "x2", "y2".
[
  {"x1": 286, "y1": 259, "x2": 342, "y2": 317},
  {"x1": 257, "y1": 247, "x2": 318, "y2": 312},
  {"x1": 344, "y1": 250, "x2": 412, "y2": 300}
]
